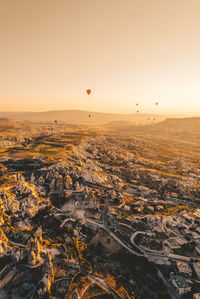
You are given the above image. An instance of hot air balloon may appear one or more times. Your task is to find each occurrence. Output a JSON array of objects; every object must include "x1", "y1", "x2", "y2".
[
  {"x1": 155, "y1": 102, "x2": 158, "y2": 106},
  {"x1": 136, "y1": 103, "x2": 139, "y2": 106},
  {"x1": 86, "y1": 89, "x2": 91, "y2": 95},
  {"x1": 54, "y1": 120, "x2": 57, "y2": 124},
  {"x1": 88, "y1": 114, "x2": 91, "y2": 118},
  {"x1": 137, "y1": 110, "x2": 139, "y2": 113}
]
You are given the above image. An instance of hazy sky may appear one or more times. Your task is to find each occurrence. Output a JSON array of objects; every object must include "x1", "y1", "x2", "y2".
[{"x1": 0, "y1": 0, "x2": 200, "y2": 114}]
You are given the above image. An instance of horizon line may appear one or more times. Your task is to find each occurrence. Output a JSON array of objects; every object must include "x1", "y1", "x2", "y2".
[{"x1": 0, "y1": 109, "x2": 191, "y2": 117}]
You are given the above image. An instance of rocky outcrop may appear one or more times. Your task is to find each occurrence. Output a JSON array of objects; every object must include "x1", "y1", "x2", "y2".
[
  {"x1": 74, "y1": 181, "x2": 81, "y2": 191},
  {"x1": 49, "y1": 178, "x2": 56, "y2": 192},
  {"x1": 35, "y1": 226, "x2": 42, "y2": 241},
  {"x1": 56, "y1": 174, "x2": 64, "y2": 190},
  {"x1": 27, "y1": 236, "x2": 41, "y2": 265},
  {"x1": 37, "y1": 252, "x2": 54, "y2": 296},
  {"x1": 0, "y1": 228, "x2": 11, "y2": 257},
  {"x1": 64, "y1": 175, "x2": 73, "y2": 189}
]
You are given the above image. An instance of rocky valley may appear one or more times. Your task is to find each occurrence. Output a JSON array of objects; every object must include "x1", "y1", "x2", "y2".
[{"x1": 0, "y1": 119, "x2": 200, "y2": 298}]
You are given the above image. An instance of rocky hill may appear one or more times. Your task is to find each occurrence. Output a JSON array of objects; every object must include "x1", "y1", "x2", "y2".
[{"x1": 157, "y1": 117, "x2": 200, "y2": 130}]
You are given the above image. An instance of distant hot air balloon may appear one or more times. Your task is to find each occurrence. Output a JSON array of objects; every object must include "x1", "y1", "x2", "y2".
[
  {"x1": 155, "y1": 102, "x2": 158, "y2": 106},
  {"x1": 54, "y1": 120, "x2": 57, "y2": 124},
  {"x1": 136, "y1": 103, "x2": 139, "y2": 106},
  {"x1": 137, "y1": 110, "x2": 139, "y2": 113},
  {"x1": 86, "y1": 89, "x2": 91, "y2": 95},
  {"x1": 88, "y1": 114, "x2": 91, "y2": 118}
]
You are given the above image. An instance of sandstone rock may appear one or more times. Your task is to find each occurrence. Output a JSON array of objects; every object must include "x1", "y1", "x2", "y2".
[
  {"x1": 35, "y1": 226, "x2": 42, "y2": 241},
  {"x1": 38, "y1": 175, "x2": 45, "y2": 186},
  {"x1": 27, "y1": 205, "x2": 38, "y2": 218},
  {"x1": 43, "y1": 252, "x2": 54, "y2": 279},
  {"x1": 37, "y1": 273, "x2": 52, "y2": 296},
  {"x1": 110, "y1": 190, "x2": 117, "y2": 200},
  {"x1": 64, "y1": 175, "x2": 73, "y2": 189},
  {"x1": 87, "y1": 190, "x2": 95, "y2": 201},
  {"x1": 84, "y1": 186, "x2": 89, "y2": 196},
  {"x1": 74, "y1": 181, "x2": 81, "y2": 191},
  {"x1": 30, "y1": 172, "x2": 35, "y2": 184},
  {"x1": 56, "y1": 174, "x2": 63, "y2": 190},
  {"x1": 28, "y1": 250, "x2": 37, "y2": 265},
  {"x1": 49, "y1": 179, "x2": 56, "y2": 192},
  {"x1": 27, "y1": 236, "x2": 41, "y2": 263},
  {"x1": 0, "y1": 228, "x2": 10, "y2": 257}
]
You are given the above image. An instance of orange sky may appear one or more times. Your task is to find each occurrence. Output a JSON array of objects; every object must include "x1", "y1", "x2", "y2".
[{"x1": 0, "y1": 0, "x2": 200, "y2": 115}]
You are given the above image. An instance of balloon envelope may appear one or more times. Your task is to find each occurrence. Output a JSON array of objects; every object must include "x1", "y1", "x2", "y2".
[{"x1": 86, "y1": 89, "x2": 91, "y2": 95}]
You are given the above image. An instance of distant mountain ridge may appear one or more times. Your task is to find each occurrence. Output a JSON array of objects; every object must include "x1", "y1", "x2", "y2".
[
  {"x1": 158, "y1": 117, "x2": 200, "y2": 129},
  {"x1": 0, "y1": 110, "x2": 167, "y2": 124}
]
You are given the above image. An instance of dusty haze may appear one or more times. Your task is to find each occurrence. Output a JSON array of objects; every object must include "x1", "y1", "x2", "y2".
[{"x1": 0, "y1": 0, "x2": 200, "y2": 115}]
